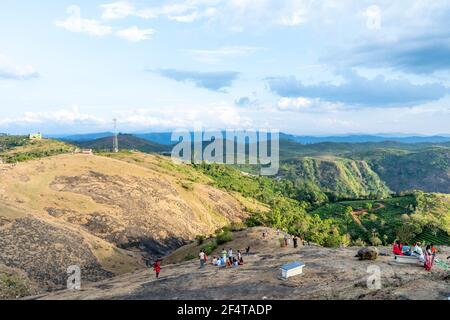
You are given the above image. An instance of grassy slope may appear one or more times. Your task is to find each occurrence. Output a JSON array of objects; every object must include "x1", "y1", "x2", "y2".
[
  {"x1": 0, "y1": 140, "x2": 268, "y2": 294},
  {"x1": 0, "y1": 138, "x2": 74, "y2": 163}
]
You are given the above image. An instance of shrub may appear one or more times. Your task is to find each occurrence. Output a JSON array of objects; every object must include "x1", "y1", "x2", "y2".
[
  {"x1": 370, "y1": 236, "x2": 383, "y2": 246},
  {"x1": 341, "y1": 234, "x2": 351, "y2": 247},
  {"x1": 352, "y1": 238, "x2": 366, "y2": 246},
  {"x1": 230, "y1": 222, "x2": 246, "y2": 232},
  {"x1": 0, "y1": 274, "x2": 31, "y2": 299},
  {"x1": 184, "y1": 253, "x2": 196, "y2": 261},
  {"x1": 245, "y1": 213, "x2": 265, "y2": 227},
  {"x1": 201, "y1": 241, "x2": 218, "y2": 255},
  {"x1": 216, "y1": 230, "x2": 233, "y2": 245},
  {"x1": 195, "y1": 235, "x2": 206, "y2": 246}
]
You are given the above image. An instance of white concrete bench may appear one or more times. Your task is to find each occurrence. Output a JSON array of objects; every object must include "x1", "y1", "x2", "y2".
[
  {"x1": 393, "y1": 255, "x2": 422, "y2": 265},
  {"x1": 280, "y1": 261, "x2": 305, "y2": 280}
]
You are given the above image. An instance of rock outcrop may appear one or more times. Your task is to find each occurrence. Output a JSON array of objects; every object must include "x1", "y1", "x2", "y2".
[{"x1": 356, "y1": 247, "x2": 379, "y2": 261}]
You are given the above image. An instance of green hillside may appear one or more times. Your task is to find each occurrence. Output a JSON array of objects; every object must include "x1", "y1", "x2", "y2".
[
  {"x1": 280, "y1": 157, "x2": 391, "y2": 203},
  {"x1": 2, "y1": 137, "x2": 449, "y2": 248},
  {"x1": 0, "y1": 136, "x2": 74, "y2": 163},
  {"x1": 0, "y1": 135, "x2": 29, "y2": 152},
  {"x1": 362, "y1": 148, "x2": 450, "y2": 193},
  {"x1": 280, "y1": 140, "x2": 450, "y2": 195}
]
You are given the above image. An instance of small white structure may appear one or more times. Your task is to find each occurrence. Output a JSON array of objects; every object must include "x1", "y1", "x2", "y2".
[
  {"x1": 280, "y1": 261, "x2": 305, "y2": 280},
  {"x1": 393, "y1": 255, "x2": 422, "y2": 265}
]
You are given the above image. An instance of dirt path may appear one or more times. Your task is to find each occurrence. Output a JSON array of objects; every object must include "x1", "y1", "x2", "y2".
[{"x1": 353, "y1": 203, "x2": 386, "y2": 216}]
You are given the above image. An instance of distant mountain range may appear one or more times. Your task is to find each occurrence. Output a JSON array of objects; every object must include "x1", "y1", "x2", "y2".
[
  {"x1": 54, "y1": 132, "x2": 450, "y2": 145},
  {"x1": 279, "y1": 133, "x2": 450, "y2": 144}
]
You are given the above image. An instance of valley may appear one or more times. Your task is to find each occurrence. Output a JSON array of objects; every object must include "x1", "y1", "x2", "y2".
[{"x1": 1, "y1": 135, "x2": 450, "y2": 300}]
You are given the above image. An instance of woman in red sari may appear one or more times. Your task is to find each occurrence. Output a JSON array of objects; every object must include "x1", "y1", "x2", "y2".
[
  {"x1": 153, "y1": 260, "x2": 161, "y2": 279},
  {"x1": 423, "y1": 245, "x2": 433, "y2": 271},
  {"x1": 393, "y1": 240, "x2": 403, "y2": 256}
]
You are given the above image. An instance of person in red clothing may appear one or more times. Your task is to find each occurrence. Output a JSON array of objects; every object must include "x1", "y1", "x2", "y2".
[
  {"x1": 393, "y1": 240, "x2": 403, "y2": 256},
  {"x1": 153, "y1": 259, "x2": 161, "y2": 279}
]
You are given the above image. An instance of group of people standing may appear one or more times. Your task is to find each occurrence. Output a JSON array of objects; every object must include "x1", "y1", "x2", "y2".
[
  {"x1": 274, "y1": 229, "x2": 309, "y2": 248},
  {"x1": 393, "y1": 240, "x2": 437, "y2": 271},
  {"x1": 206, "y1": 247, "x2": 249, "y2": 268}
]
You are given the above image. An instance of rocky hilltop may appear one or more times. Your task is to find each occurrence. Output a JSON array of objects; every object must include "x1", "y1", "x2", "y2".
[
  {"x1": 31, "y1": 227, "x2": 449, "y2": 300},
  {"x1": 0, "y1": 152, "x2": 256, "y2": 296}
]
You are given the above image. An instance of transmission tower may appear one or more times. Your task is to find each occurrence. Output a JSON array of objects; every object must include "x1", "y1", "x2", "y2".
[{"x1": 113, "y1": 118, "x2": 119, "y2": 153}]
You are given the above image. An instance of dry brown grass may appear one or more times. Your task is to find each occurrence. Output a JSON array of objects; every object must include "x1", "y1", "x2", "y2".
[{"x1": 0, "y1": 151, "x2": 265, "y2": 294}]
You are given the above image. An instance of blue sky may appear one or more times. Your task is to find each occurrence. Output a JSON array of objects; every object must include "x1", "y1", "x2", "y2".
[{"x1": 0, "y1": 0, "x2": 450, "y2": 135}]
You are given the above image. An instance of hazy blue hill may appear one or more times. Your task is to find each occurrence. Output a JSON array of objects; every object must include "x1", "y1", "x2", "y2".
[
  {"x1": 280, "y1": 133, "x2": 450, "y2": 144},
  {"x1": 52, "y1": 131, "x2": 450, "y2": 146},
  {"x1": 55, "y1": 131, "x2": 450, "y2": 195},
  {"x1": 55, "y1": 132, "x2": 114, "y2": 141},
  {"x1": 135, "y1": 132, "x2": 174, "y2": 145},
  {"x1": 279, "y1": 140, "x2": 449, "y2": 160}
]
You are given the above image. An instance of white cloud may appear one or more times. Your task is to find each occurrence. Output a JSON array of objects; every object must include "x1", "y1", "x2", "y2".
[
  {"x1": 0, "y1": 54, "x2": 39, "y2": 80},
  {"x1": 0, "y1": 106, "x2": 104, "y2": 126},
  {"x1": 99, "y1": 0, "x2": 217, "y2": 23},
  {"x1": 186, "y1": 46, "x2": 263, "y2": 63},
  {"x1": 100, "y1": 1, "x2": 135, "y2": 20},
  {"x1": 55, "y1": 5, "x2": 112, "y2": 36},
  {"x1": 277, "y1": 97, "x2": 314, "y2": 111},
  {"x1": 168, "y1": 6, "x2": 217, "y2": 22},
  {"x1": 220, "y1": 0, "x2": 311, "y2": 29},
  {"x1": 0, "y1": 104, "x2": 253, "y2": 132},
  {"x1": 277, "y1": 97, "x2": 343, "y2": 113},
  {"x1": 115, "y1": 103, "x2": 253, "y2": 129},
  {"x1": 116, "y1": 26, "x2": 155, "y2": 42}
]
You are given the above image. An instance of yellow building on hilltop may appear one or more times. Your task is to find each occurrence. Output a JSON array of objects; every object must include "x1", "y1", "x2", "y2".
[{"x1": 29, "y1": 133, "x2": 42, "y2": 140}]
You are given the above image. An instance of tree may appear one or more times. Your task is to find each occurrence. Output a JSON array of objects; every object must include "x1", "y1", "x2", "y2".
[
  {"x1": 396, "y1": 223, "x2": 422, "y2": 243},
  {"x1": 343, "y1": 206, "x2": 354, "y2": 224}
]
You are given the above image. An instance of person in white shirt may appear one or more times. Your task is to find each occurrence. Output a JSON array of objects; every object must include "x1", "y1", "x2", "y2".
[
  {"x1": 412, "y1": 242, "x2": 425, "y2": 263},
  {"x1": 227, "y1": 248, "x2": 233, "y2": 264},
  {"x1": 199, "y1": 250, "x2": 206, "y2": 268}
]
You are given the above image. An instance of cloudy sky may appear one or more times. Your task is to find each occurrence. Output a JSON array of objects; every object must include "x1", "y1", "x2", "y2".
[{"x1": 1, "y1": 0, "x2": 450, "y2": 135}]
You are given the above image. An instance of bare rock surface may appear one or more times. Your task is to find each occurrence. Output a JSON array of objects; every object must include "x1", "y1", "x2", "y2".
[{"x1": 33, "y1": 227, "x2": 450, "y2": 300}]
